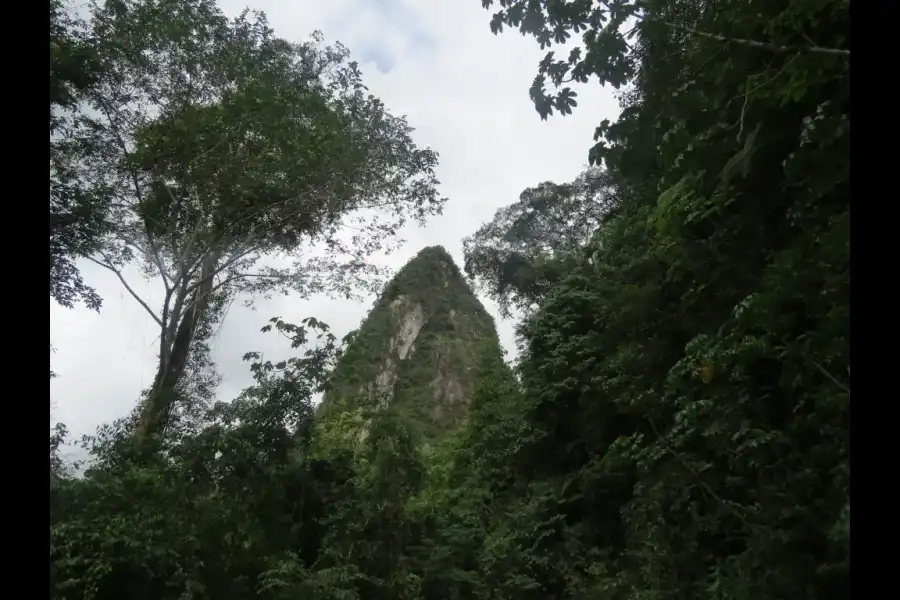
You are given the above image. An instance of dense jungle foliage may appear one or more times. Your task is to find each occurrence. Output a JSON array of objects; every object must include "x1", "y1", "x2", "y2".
[{"x1": 50, "y1": 0, "x2": 850, "y2": 598}]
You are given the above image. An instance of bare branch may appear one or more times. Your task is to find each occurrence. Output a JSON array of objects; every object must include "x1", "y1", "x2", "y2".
[
  {"x1": 211, "y1": 270, "x2": 289, "y2": 294},
  {"x1": 164, "y1": 281, "x2": 191, "y2": 350},
  {"x1": 186, "y1": 244, "x2": 262, "y2": 293},
  {"x1": 96, "y1": 99, "x2": 173, "y2": 290},
  {"x1": 661, "y1": 20, "x2": 850, "y2": 56},
  {"x1": 811, "y1": 360, "x2": 850, "y2": 394},
  {"x1": 84, "y1": 254, "x2": 163, "y2": 327},
  {"x1": 118, "y1": 233, "x2": 176, "y2": 284}
]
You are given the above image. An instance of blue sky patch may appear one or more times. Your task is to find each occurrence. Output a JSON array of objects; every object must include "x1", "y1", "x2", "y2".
[
  {"x1": 332, "y1": 0, "x2": 436, "y2": 74},
  {"x1": 356, "y1": 41, "x2": 397, "y2": 73}
]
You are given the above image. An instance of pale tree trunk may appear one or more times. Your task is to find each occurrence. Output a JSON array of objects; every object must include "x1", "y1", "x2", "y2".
[{"x1": 136, "y1": 247, "x2": 221, "y2": 440}]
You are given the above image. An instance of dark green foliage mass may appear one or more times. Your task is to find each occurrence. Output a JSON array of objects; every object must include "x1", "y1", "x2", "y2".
[
  {"x1": 464, "y1": 0, "x2": 850, "y2": 597},
  {"x1": 51, "y1": 0, "x2": 849, "y2": 597}
]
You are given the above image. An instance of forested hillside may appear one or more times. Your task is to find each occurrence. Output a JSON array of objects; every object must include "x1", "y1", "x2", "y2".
[{"x1": 50, "y1": 0, "x2": 850, "y2": 598}]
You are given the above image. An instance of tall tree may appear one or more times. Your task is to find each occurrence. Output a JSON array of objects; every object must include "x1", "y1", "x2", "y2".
[
  {"x1": 72, "y1": 0, "x2": 444, "y2": 440},
  {"x1": 463, "y1": 167, "x2": 616, "y2": 317}
]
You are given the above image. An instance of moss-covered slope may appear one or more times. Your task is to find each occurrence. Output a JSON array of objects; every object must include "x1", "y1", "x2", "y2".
[{"x1": 318, "y1": 246, "x2": 507, "y2": 444}]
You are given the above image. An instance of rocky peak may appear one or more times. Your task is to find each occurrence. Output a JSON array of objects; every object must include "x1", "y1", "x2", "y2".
[{"x1": 318, "y1": 245, "x2": 506, "y2": 444}]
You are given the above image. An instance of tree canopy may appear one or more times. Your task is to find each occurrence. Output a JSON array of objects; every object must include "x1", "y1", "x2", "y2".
[
  {"x1": 463, "y1": 166, "x2": 616, "y2": 318},
  {"x1": 50, "y1": 0, "x2": 110, "y2": 310},
  {"x1": 58, "y1": 0, "x2": 445, "y2": 441}
]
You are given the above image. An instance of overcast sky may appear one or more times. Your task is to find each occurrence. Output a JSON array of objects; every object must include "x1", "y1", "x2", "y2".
[{"x1": 50, "y1": 0, "x2": 620, "y2": 447}]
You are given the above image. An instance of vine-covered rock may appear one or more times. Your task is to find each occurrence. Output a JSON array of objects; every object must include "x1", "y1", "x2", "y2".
[{"x1": 318, "y1": 246, "x2": 510, "y2": 445}]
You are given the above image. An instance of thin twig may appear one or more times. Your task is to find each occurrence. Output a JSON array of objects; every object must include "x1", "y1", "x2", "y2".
[
  {"x1": 730, "y1": 53, "x2": 798, "y2": 142},
  {"x1": 662, "y1": 20, "x2": 849, "y2": 56},
  {"x1": 811, "y1": 360, "x2": 850, "y2": 394},
  {"x1": 211, "y1": 270, "x2": 291, "y2": 295},
  {"x1": 648, "y1": 418, "x2": 753, "y2": 529}
]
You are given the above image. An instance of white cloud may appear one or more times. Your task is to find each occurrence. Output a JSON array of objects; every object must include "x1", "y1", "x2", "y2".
[{"x1": 49, "y1": 0, "x2": 621, "y2": 446}]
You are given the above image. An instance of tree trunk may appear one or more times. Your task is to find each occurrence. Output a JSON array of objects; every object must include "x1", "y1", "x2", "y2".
[{"x1": 136, "y1": 249, "x2": 220, "y2": 440}]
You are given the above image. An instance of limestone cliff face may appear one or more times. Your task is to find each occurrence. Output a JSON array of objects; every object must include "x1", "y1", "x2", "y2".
[{"x1": 318, "y1": 246, "x2": 505, "y2": 444}]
